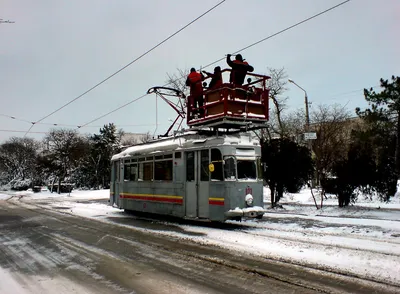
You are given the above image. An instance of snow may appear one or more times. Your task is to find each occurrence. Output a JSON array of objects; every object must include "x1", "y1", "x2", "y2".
[{"x1": 4, "y1": 187, "x2": 400, "y2": 287}]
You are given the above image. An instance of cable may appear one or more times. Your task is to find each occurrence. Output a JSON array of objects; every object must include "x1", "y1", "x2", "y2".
[
  {"x1": 0, "y1": 113, "x2": 33, "y2": 124},
  {"x1": 78, "y1": 94, "x2": 148, "y2": 128},
  {"x1": 80, "y1": 0, "x2": 351, "y2": 128},
  {"x1": 0, "y1": 129, "x2": 47, "y2": 134},
  {"x1": 202, "y1": 0, "x2": 351, "y2": 68},
  {"x1": 23, "y1": 0, "x2": 226, "y2": 138}
]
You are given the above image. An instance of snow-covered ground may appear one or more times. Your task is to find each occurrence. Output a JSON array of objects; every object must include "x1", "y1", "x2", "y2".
[{"x1": 2, "y1": 187, "x2": 400, "y2": 287}]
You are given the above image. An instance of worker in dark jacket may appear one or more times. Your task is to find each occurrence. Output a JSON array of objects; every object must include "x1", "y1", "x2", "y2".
[
  {"x1": 186, "y1": 68, "x2": 205, "y2": 117},
  {"x1": 226, "y1": 54, "x2": 254, "y2": 86},
  {"x1": 202, "y1": 66, "x2": 223, "y2": 90}
]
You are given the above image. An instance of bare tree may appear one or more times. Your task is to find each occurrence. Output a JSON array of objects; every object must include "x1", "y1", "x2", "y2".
[
  {"x1": 42, "y1": 129, "x2": 87, "y2": 193},
  {"x1": 165, "y1": 68, "x2": 190, "y2": 96},
  {"x1": 310, "y1": 104, "x2": 356, "y2": 206},
  {"x1": 0, "y1": 137, "x2": 40, "y2": 188},
  {"x1": 265, "y1": 68, "x2": 289, "y2": 138},
  {"x1": 140, "y1": 132, "x2": 152, "y2": 143}
]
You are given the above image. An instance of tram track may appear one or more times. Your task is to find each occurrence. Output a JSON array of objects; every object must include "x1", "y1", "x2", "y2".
[{"x1": 4, "y1": 199, "x2": 400, "y2": 293}]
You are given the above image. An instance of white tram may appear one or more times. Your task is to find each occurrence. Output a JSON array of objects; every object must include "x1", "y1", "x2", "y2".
[
  {"x1": 110, "y1": 68, "x2": 270, "y2": 221},
  {"x1": 110, "y1": 132, "x2": 264, "y2": 221}
]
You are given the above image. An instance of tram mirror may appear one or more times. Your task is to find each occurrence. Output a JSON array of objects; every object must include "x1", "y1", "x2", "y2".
[
  {"x1": 247, "y1": 78, "x2": 252, "y2": 84},
  {"x1": 203, "y1": 82, "x2": 208, "y2": 87},
  {"x1": 208, "y1": 163, "x2": 215, "y2": 173}
]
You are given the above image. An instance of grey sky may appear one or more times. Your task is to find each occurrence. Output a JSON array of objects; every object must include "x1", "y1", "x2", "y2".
[{"x1": 1, "y1": 0, "x2": 399, "y2": 142}]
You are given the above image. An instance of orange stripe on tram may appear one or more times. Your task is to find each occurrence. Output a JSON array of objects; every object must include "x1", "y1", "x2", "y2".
[
  {"x1": 120, "y1": 193, "x2": 183, "y2": 204},
  {"x1": 209, "y1": 197, "x2": 224, "y2": 206}
]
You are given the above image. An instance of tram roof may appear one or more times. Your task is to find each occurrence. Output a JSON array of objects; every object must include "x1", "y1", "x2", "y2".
[{"x1": 111, "y1": 131, "x2": 260, "y2": 161}]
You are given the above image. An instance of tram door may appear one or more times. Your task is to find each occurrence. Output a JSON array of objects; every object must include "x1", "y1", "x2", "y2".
[
  {"x1": 112, "y1": 160, "x2": 121, "y2": 207},
  {"x1": 185, "y1": 150, "x2": 210, "y2": 218}
]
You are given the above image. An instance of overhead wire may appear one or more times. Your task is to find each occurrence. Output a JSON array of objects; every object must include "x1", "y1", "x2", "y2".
[
  {"x1": 80, "y1": 0, "x2": 352, "y2": 128},
  {"x1": 23, "y1": 0, "x2": 226, "y2": 137}
]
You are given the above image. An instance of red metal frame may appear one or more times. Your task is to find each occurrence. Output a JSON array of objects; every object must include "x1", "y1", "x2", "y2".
[{"x1": 187, "y1": 69, "x2": 270, "y2": 128}]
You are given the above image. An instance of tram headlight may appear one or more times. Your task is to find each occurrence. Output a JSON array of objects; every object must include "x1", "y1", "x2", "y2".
[{"x1": 245, "y1": 194, "x2": 253, "y2": 207}]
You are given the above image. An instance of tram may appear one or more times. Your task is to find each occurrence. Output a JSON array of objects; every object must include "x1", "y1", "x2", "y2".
[{"x1": 110, "y1": 68, "x2": 270, "y2": 221}]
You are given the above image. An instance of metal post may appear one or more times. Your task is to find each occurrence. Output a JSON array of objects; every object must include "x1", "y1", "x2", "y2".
[{"x1": 289, "y1": 79, "x2": 314, "y2": 190}]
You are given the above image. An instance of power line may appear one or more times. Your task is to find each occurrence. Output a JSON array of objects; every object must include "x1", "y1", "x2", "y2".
[
  {"x1": 0, "y1": 113, "x2": 32, "y2": 124},
  {"x1": 24, "y1": 0, "x2": 226, "y2": 138},
  {"x1": 81, "y1": 0, "x2": 352, "y2": 127},
  {"x1": 0, "y1": 129, "x2": 46, "y2": 134},
  {"x1": 78, "y1": 94, "x2": 148, "y2": 128},
  {"x1": 202, "y1": 0, "x2": 351, "y2": 68}
]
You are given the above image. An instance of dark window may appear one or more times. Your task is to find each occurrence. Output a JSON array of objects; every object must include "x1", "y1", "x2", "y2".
[
  {"x1": 186, "y1": 152, "x2": 195, "y2": 181},
  {"x1": 237, "y1": 159, "x2": 257, "y2": 180},
  {"x1": 211, "y1": 148, "x2": 223, "y2": 181},
  {"x1": 130, "y1": 164, "x2": 137, "y2": 181},
  {"x1": 124, "y1": 164, "x2": 130, "y2": 181},
  {"x1": 201, "y1": 149, "x2": 209, "y2": 181},
  {"x1": 139, "y1": 162, "x2": 153, "y2": 181},
  {"x1": 155, "y1": 155, "x2": 163, "y2": 160},
  {"x1": 155, "y1": 160, "x2": 173, "y2": 181},
  {"x1": 164, "y1": 154, "x2": 173, "y2": 159},
  {"x1": 175, "y1": 152, "x2": 182, "y2": 159},
  {"x1": 257, "y1": 157, "x2": 262, "y2": 180},
  {"x1": 224, "y1": 156, "x2": 236, "y2": 180}
]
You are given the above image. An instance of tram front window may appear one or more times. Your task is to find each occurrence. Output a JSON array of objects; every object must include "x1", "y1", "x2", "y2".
[
  {"x1": 224, "y1": 156, "x2": 236, "y2": 181},
  {"x1": 237, "y1": 159, "x2": 257, "y2": 181}
]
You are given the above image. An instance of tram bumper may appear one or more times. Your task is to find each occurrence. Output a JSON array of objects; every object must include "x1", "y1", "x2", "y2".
[{"x1": 225, "y1": 206, "x2": 265, "y2": 219}]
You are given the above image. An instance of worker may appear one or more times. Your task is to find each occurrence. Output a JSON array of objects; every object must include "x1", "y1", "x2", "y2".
[
  {"x1": 226, "y1": 54, "x2": 254, "y2": 86},
  {"x1": 202, "y1": 66, "x2": 223, "y2": 90},
  {"x1": 186, "y1": 68, "x2": 205, "y2": 117}
]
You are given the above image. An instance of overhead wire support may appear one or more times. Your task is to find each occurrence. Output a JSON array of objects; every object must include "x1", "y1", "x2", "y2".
[
  {"x1": 81, "y1": 0, "x2": 351, "y2": 128},
  {"x1": 203, "y1": 0, "x2": 351, "y2": 68},
  {"x1": 23, "y1": 0, "x2": 226, "y2": 138}
]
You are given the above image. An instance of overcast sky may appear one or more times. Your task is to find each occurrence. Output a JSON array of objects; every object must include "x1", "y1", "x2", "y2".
[{"x1": 1, "y1": 0, "x2": 399, "y2": 143}]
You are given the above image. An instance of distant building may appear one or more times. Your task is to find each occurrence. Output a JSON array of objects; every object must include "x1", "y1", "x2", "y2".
[{"x1": 120, "y1": 132, "x2": 151, "y2": 148}]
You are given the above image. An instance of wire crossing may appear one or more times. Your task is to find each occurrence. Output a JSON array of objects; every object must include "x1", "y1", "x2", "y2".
[
  {"x1": 23, "y1": 0, "x2": 226, "y2": 137},
  {"x1": 81, "y1": 0, "x2": 352, "y2": 127}
]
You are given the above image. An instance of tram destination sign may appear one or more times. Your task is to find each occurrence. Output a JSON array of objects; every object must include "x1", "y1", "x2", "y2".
[{"x1": 304, "y1": 132, "x2": 317, "y2": 140}]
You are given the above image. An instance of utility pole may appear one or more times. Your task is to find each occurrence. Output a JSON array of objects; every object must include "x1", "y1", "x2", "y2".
[
  {"x1": 289, "y1": 79, "x2": 317, "y2": 193},
  {"x1": 288, "y1": 79, "x2": 310, "y2": 132}
]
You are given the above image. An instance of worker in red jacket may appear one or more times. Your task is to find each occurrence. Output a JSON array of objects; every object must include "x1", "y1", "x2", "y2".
[
  {"x1": 226, "y1": 54, "x2": 254, "y2": 86},
  {"x1": 202, "y1": 66, "x2": 223, "y2": 90},
  {"x1": 186, "y1": 68, "x2": 205, "y2": 117}
]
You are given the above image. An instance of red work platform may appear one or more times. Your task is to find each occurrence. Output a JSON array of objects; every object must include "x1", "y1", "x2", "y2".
[{"x1": 187, "y1": 70, "x2": 270, "y2": 131}]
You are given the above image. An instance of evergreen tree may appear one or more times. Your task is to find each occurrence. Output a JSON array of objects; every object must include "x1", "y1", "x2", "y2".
[
  {"x1": 261, "y1": 138, "x2": 313, "y2": 206},
  {"x1": 363, "y1": 76, "x2": 400, "y2": 177},
  {"x1": 90, "y1": 123, "x2": 121, "y2": 188}
]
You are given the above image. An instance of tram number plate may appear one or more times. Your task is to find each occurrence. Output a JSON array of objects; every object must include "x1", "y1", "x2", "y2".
[{"x1": 245, "y1": 186, "x2": 252, "y2": 195}]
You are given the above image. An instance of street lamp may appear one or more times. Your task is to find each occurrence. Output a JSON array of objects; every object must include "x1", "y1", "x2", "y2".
[{"x1": 288, "y1": 79, "x2": 310, "y2": 132}]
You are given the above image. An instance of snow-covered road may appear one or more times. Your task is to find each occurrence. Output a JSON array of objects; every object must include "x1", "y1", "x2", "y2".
[{"x1": 2, "y1": 188, "x2": 400, "y2": 292}]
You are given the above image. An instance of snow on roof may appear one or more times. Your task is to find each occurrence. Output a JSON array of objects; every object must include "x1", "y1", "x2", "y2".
[{"x1": 112, "y1": 132, "x2": 260, "y2": 161}]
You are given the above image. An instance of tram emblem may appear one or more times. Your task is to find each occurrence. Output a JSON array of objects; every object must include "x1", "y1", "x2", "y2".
[{"x1": 245, "y1": 186, "x2": 252, "y2": 195}]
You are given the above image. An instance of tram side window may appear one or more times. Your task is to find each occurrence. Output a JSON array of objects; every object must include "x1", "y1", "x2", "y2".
[
  {"x1": 154, "y1": 160, "x2": 173, "y2": 181},
  {"x1": 124, "y1": 164, "x2": 130, "y2": 181},
  {"x1": 186, "y1": 152, "x2": 195, "y2": 181},
  {"x1": 211, "y1": 149, "x2": 223, "y2": 181},
  {"x1": 201, "y1": 149, "x2": 209, "y2": 181},
  {"x1": 138, "y1": 162, "x2": 153, "y2": 181},
  {"x1": 224, "y1": 156, "x2": 236, "y2": 180}
]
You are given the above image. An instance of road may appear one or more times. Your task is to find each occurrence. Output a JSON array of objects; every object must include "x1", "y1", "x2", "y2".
[{"x1": 0, "y1": 199, "x2": 398, "y2": 294}]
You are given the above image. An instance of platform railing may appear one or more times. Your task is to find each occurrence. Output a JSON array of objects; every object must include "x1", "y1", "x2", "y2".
[{"x1": 187, "y1": 69, "x2": 270, "y2": 127}]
